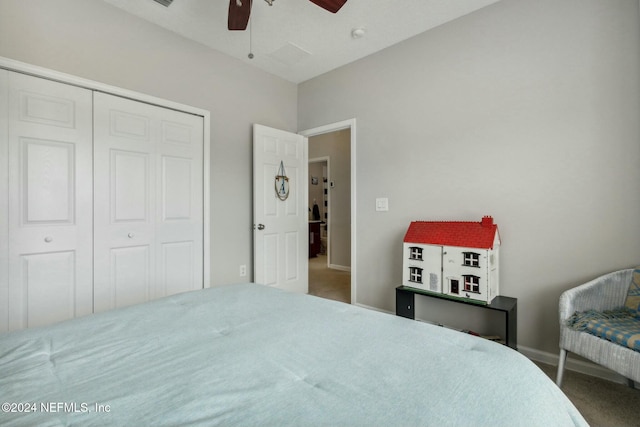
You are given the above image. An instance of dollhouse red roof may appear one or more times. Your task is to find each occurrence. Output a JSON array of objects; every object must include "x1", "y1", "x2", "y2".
[{"x1": 404, "y1": 216, "x2": 500, "y2": 249}]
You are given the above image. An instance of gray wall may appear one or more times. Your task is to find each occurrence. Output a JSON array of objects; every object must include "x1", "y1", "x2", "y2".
[
  {"x1": 309, "y1": 130, "x2": 351, "y2": 268},
  {"x1": 0, "y1": 0, "x2": 298, "y2": 287},
  {"x1": 298, "y1": 0, "x2": 640, "y2": 353},
  {"x1": 2, "y1": 0, "x2": 640, "y2": 356}
]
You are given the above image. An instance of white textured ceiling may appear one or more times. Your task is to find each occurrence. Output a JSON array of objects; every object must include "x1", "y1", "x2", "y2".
[{"x1": 101, "y1": 0, "x2": 501, "y2": 83}]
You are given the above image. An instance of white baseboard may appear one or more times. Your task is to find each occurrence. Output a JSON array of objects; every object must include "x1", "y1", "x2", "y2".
[
  {"x1": 518, "y1": 345, "x2": 628, "y2": 385},
  {"x1": 329, "y1": 264, "x2": 350, "y2": 272}
]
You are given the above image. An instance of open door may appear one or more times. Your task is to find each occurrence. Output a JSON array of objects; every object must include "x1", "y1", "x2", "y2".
[{"x1": 253, "y1": 124, "x2": 308, "y2": 294}]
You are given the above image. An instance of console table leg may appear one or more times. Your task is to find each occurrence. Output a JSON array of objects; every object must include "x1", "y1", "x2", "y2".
[
  {"x1": 506, "y1": 306, "x2": 518, "y2": 350},
  {"x1": 396, "y1": 289, "x2": 415, "y2": 319}
]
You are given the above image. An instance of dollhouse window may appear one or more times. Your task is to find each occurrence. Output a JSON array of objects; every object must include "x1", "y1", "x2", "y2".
[
  {"x1": 463, "y1": 252, "x2": 480, "y2": 267},
  {"x1": 463, "y1": 275, "x2": 480, "y2": 293},
  {"x1": 409, "y1": 267, "x2": 423, "y2": 283},
  {"x1": 409, "y1": 247, "x2": 423, "y2": 260}
]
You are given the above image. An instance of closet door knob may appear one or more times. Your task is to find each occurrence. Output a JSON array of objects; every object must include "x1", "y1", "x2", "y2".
[
  {"x1": 128, "y1": 232, "x2": 135, "y2": 238},
  {"x1": 44, "y1": 236, "x2": 53, "y2": 243}
]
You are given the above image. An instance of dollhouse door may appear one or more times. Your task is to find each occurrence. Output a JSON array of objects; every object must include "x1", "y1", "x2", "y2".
[{"x1": 253, "y1": 124, "x2": 308, "y2": 294}]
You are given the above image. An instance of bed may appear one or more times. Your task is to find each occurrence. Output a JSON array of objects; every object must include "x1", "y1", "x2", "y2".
[{"x1": 1, "y1": 283, "x2": 587, "y2": 426}]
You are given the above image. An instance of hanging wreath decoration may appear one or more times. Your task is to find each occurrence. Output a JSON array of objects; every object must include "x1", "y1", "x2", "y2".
[{"x1": 274, "y1": 160, "x2": 290, "y2": 201}]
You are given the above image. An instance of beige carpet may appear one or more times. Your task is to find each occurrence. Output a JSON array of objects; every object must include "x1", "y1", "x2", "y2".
[
  {"x1": 308, "y1": 255, "x2": 350, "y2": 303},
  {"x1": 534, "y1": 362, "x2": 639, "y2": 427}
]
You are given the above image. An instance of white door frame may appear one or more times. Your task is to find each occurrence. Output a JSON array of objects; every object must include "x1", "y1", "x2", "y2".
[{"x1": 299, "y1": 119, "x2": 356, "y2": 304}]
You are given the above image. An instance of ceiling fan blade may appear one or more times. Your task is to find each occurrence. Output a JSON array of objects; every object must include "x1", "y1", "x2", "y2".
[
  {"x1": 308, "y1": 0, "x2": 347, "y2": 14},
  {"x1": 228, "y1": 0, "x2": 251, "y2": 31}
]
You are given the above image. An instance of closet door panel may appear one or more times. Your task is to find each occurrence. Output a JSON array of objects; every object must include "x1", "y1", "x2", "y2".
[
  {"x1": 111, "y1": 150, "x2": 151, "y2": 222},
  {"x1": 93, "y1": 93, "x2": 156, "y2": 312},
  {"x1": 5, "y1": 72, "x2": 93, "y2": 331},
  {"x1": 161, "y1": 241, "x2": 194, "y2": 295},
  {"x1": 161, "y1": 156, "x2": 192, "y2": 220},
  {"x1": 110, "y1": 245, "x2": 151, "y2": 309},
  {"x1": 23, "y1": 138, "x2": 75, "y2": 223},
  {"x1": 93, "y1": 92, "x2": 202, "y2": 312},
  {"x1": 22, "y1": 251, "x2": 76, "y2": 328},
  {"x1": 156, "y1": 109, "x2": 203, "y2": 297}
]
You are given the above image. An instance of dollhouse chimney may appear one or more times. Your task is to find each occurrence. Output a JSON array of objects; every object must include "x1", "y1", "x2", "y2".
[{"x1": 481, "y1": 216, "x2": 494, "y2": 227}]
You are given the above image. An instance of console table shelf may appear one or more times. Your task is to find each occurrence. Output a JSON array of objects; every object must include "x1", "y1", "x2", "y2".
[{"x1": 395, "y1": 286, "x2": 518, "y2": 350}]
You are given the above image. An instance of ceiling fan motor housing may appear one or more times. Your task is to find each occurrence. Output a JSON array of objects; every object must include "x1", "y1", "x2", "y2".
[{"x1": 228, "y1": 0, "x2": 347, "y2": 31}]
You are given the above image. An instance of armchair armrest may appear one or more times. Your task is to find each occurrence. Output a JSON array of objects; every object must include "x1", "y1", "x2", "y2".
[{"x1": 559, "y1": 269, "x2": 633, "y2": 323}]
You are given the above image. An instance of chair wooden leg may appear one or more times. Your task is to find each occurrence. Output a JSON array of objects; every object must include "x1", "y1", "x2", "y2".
[{"x1": 556, "y1": 349, "x2": 567, "y2": 388}]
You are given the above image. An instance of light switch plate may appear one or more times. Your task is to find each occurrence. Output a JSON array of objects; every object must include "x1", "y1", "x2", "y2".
[{"x1": 376, "y1": 198, "x2": 389, "y2": 212}]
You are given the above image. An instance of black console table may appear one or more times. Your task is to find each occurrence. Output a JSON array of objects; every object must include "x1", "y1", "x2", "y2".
[{"x1": 396, "y1": 286, "x2": 518, "y2": 350}]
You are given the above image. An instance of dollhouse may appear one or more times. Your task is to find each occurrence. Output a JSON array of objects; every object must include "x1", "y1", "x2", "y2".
[{"x1": 402, "y1": 216, "x2": 500, "y2": 304}]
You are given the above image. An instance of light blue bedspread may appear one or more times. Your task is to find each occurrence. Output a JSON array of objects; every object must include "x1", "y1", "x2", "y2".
[{"x1": 0, "y1": 283, "x2": 587, "y2": 426}]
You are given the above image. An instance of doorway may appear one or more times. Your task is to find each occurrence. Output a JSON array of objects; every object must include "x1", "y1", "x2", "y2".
[
  {"x1": 308, "y1": 157, "x2": 328, "y2": 259},
  {"x1": 300, "y1": 119, "x2": 356, "y2": 304},
  {"x1": 308, "y1": 156, "x2": 349, "y2": 303}
]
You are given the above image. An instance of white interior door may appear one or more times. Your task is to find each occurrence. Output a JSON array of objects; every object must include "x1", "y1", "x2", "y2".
[
  {"x1": 4, "y1": 71, "x2": 93, "y2": 331},
  {"x1": 253, "y1": 124, "x2": 308, "y2": 294},
  {"x1": 93, "y1": 92, "x2": 203, "y2": 312}
]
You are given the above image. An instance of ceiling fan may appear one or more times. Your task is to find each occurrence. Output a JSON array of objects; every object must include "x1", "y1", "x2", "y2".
[{"x1": 228, "y1": 0, "x2": 348, "y2": 31}]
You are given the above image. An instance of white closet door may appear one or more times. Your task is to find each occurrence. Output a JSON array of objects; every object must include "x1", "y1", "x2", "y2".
[
  {"x1": 93, "y1": 92, "x2": 203, "y2": 312},
  {"x1": 3, "y1": 72, "x2": 93, "y2": 331},
  {"x1": 154, "y1": 101, "x2": 204, "y2": 298}
]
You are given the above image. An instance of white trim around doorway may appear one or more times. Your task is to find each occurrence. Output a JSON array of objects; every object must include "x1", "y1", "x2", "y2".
[{"x1": 299, "y1": 119, "x2": 356, "y2": 304}]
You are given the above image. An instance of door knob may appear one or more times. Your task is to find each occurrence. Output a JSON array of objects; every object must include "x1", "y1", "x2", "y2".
[
  {"x1": 128, "y1": 232, "x2": 135, "y2": 238},
  {"x1": 257, "y1": 224, "x2": 265, "y2": 230},
  {"x1": 44, "y1": 236, "x2": 53, "y2": 243}
]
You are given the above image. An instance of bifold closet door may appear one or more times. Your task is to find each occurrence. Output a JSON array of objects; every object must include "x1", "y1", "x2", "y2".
[
  {"x1": 1, "y1": 71, "x2": 93, "y2": 332},
  {"x1": 93, "y1": 92, "x2": 203, "y2": 312}
]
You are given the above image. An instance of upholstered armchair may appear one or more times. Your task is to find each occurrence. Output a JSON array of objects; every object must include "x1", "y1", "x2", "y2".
[{"x1": 557, "y1": 269, "x2": 640, "y2": 388}]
